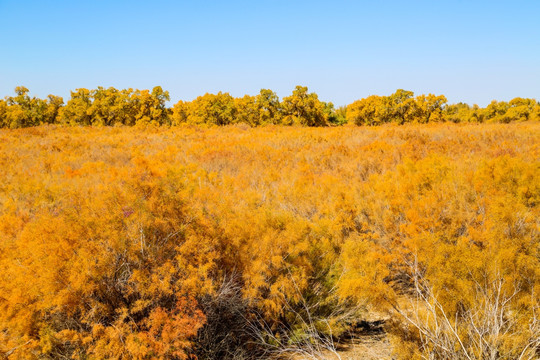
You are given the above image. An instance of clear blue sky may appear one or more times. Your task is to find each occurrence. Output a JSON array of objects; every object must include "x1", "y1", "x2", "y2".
[{"x1": 1, "y1": 0, "x2": 539, "y2": 106}]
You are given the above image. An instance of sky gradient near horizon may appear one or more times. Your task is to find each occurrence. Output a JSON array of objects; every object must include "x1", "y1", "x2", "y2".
[{"x1": 1, "y1": 0, "x2": 539, "y2": 106}]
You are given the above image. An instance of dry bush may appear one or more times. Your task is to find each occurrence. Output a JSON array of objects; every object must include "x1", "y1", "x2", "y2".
[{"x1": 0, "y1": 123, "x2": 538, "y2": 359}]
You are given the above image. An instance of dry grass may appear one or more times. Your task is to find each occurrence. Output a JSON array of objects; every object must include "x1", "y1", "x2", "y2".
[{"x1": 0, "y1": 122, "x2": 538, "y2": 359}]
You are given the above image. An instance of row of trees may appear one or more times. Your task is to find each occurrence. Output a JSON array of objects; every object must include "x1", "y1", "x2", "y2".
[
  {"x1": 0, "y1": 86, "x2": 170, "y2": 129},
  {"x1": 0, "y1": 86, "x2": 342, "y2": 128},
  {"x1": 172, "y1": 86, "x2": 343, "y2": 127},
  {"x1": 444, "y1": 97, "x2": 540, "y2": 123},
  {"x1": 346, "y1": 90, "x2": 448, "y2": 125},
  {"x1": 1, "y1": 86, "x2": 539, "y2": 128},
  {"x1": 347, "y1": 90, "x2": 540, "y2": 125}
]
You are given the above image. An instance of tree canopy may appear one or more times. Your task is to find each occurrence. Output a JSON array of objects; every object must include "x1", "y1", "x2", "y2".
[{"x1": 2, "y1": 86, "x2": 537, "y2": 128}]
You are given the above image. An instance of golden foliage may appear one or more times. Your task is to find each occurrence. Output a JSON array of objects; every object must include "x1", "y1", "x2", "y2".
[
  {"x1": 0, "y1": 122, "x2": 538, "y2": 359},
  {"x1": 4, "y1": 86, "x2": 537, "y2": 128}
]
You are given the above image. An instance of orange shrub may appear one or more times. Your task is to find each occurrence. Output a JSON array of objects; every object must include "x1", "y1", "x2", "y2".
[{"x1": 0, "y1": 122, "x2": 538, "y2": 359}]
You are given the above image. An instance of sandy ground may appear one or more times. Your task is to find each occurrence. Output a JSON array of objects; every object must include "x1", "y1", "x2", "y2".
[
  {"x1": 335, "y1": 334, "x2": 392, "y2": 360},
  {"x1": 289, "y1": 333, "x2": 392, "y2": 360},
  {"x1": 290, "y1": 318, "x2": 393, "y2": 360}
]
